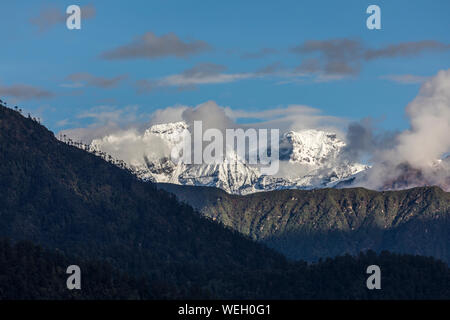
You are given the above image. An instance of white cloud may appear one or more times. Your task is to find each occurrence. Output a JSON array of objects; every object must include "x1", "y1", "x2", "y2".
[
  {"x1": 59, "y1": 105, "x2": 149, "y2": 143},
  {"x1": 137, "y1": 63, "x2": 258, "y2": 92},
  {"x1": 353, "y1": 69, "x2": 450, "y2": 190}
]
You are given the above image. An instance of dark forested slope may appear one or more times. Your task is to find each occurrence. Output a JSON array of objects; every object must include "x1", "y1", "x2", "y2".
[
  {"x1": 0, "y1": 104, "x2": 286, "y2": 298},
  {"x1": 1, "y1": 238, "x2": 449, "y2": 300},
  {"x1": 0, "y1": 239, "x2": 151, "y2": 300}
]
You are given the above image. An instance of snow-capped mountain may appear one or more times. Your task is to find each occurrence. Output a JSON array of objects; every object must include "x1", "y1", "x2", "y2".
[
  {"x1": 140, "y1": 121, "x2": 262, "y2": 193},
  {"x1": 281, "y1": 130, "x2": 345, "y2": 165},
  {"x1": 146, "y1": 121, "x2": 189, "y2": 148},
  {"x1": 90, "y1": 122, "x2": 369, "y2": 194}
]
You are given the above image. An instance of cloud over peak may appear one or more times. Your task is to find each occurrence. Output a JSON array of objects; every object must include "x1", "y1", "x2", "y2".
[{"x1": 345, "y1": 69, "x2": 450, "y2": 190}]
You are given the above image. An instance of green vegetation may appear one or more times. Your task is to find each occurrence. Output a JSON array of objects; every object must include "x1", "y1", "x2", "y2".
[{"x1": 159, "y1": 174, "x2": 450, "y2": 262}]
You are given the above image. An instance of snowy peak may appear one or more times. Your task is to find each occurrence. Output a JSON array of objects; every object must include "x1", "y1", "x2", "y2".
[
  {"x1": 144, "y1": 121, "x2": 188, "y2": 147},
  {"x1": 282, "y1": 129, "x2": 345, "y2": 166},
  {"x1": 146, "y1": 121, "x2": 188, "y2": 136}
]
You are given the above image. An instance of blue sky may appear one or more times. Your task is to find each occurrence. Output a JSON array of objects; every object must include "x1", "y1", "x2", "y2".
[{"x1": 0, "y1": 0, "x2": 449, "y2": 134}]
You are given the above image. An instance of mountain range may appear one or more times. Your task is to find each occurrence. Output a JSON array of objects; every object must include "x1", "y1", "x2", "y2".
[
  {"x1": 90, "y1": 121, "x2": 368, "y2": 194},
  {"x1": 1, "y1": 103, "x2": 449, "y2": 299},
  {"x1": 69, "y1": 117, "x2": 450, "y2": 264}
]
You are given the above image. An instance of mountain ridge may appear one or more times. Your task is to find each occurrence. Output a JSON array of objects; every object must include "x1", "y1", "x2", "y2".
[
  {"x1": 89, "y1": 121, "x2": 368, "y2": 194},
  {"x1": 157, "y1": 183, "x2": 450, "y2": 262}
]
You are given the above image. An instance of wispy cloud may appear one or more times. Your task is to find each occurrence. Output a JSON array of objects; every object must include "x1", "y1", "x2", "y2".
[
  {"x1": 136, "y1": 61, "x2": 302, "y2": 93},
  {"x1": 64, "y1": 73, "x2": 127, "y2": 89},
  {"x1": 292, "y1": 39, "x2": 364, "y2": 76},
  {"x1": 365, "y1": 41, "x2": 450, "y2": 60},
  {"x1": 224, "y1": 104, "x2": 346, "y2": 132},
  {"x1": 56, "y1": 119, "x2": 70, "y2": 127},
  {"x1": 136, "y1": 63, "x2": 256, "y2": 93},
  {"x1": 58, "y1": 104, "x2": 153, "y2": 144},
  {"x1": 380, "y1": 74, "x2": 429, "y2": 84},
  {"x1": 100, "y1": 32, "x2": 211, "y2": 60},
  {"x1": 77, "y1": 105, "x2": 141, "y2": 124},
  {"x1": 291, "y1": 39, "x2": 450, "y2": 77},
  {"x1": 0, "y1": 84, "x2": 54, "y2": 100},
  {"x1": 30, "y1": 4, "x2": 96, "y2": 32}
]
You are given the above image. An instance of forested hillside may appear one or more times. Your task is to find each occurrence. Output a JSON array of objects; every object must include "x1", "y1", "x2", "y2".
[
  {"x1": 0, "y1": 104, "x2": 285, "y2": 298},
  {"x1": 0, "y1": 239, "x2": 150, "y2": 299},
  {"x1": 158, "y1": 182, "x2": 450, "y2": 262},
  {"x1": 1, "y1": 239, "x2": 449, "y2": 299}
]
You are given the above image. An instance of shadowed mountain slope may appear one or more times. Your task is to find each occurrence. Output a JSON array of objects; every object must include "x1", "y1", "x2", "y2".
[{"x1": 0, "y1": 104, "x2": 287, "y2": 297}]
